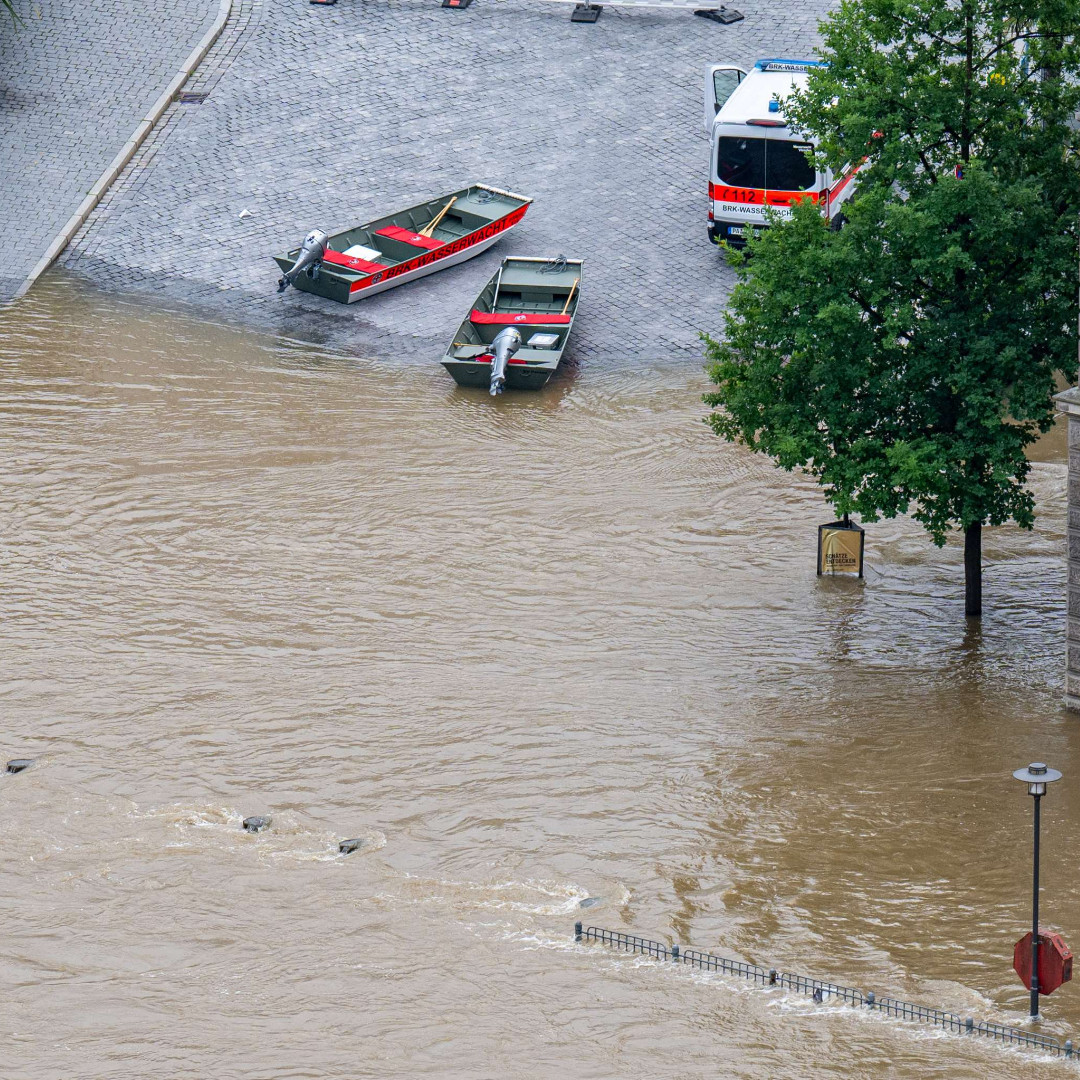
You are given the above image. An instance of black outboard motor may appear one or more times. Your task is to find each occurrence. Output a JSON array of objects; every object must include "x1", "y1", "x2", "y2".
[
  {"x1": 277, "y1": 229, "x2": 329, "y2": 292},
  {"x1": 489, "y1": 326, "x2": 522, "y2": 396}
]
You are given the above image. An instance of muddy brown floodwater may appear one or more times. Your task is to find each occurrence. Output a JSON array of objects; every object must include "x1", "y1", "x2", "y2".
[{"x1": 1, "y1": 274, "x2": 1078, "y2": 1078}]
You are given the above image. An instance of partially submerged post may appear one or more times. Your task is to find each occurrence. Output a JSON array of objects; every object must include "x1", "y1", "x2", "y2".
[{"x1": 1012, "y1": 763, "x2": 1064, "y2": 1019}]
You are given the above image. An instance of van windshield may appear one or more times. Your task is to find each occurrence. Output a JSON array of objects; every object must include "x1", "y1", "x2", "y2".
[{"x1": 716, "y1": 137, "x2": 816, "y2": 191}]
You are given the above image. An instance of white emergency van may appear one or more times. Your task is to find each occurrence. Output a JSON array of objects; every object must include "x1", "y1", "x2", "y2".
[{"x1": 704, "y1": 58, "x2": 859, "y2": 247}]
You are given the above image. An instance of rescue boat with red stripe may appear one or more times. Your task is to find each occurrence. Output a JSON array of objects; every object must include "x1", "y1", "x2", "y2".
[
  {"x1": 272, "y1": 184, "x2": 533, "y2": 304},
  {"x1": 441, "y1": 256, "x2": 582, "y2": 392}
]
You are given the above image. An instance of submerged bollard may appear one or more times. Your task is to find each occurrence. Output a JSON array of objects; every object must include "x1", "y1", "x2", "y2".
[
  {"x1": 866, "y1": 991, "x2": 875, "y2": 1008},
  {"x1": 812, "y1": 987, "x2": 824, "y2": 1004},
  {"x1": 6, "y1": 759, "x2": 33, "y2": 774},
  {"x1": 768, "y1": 969, "x2": 777, "y2": 985},
  {"x1": 965, "y1": 1017, "x2": 974, "y2": 1033},
  {"x1": 242, "y1": 815, "x2": 271, "y2": 833},
  {"x1": 671, "y1": 944, "x2": 680, "y2": 963},
  {"x1": 574, "y1": 921, "x2": 583, "y2": 942},
  {"x1": 1066, "y1": 1040, "x2": 1074, "y2": 1059},
  {"x1": 338, "y1": 838, "x2": 362, "y2": 855}
]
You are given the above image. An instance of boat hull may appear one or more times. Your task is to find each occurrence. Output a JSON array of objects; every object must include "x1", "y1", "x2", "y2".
[
  {"x1": 442, "y1": 358, "x2": 558, "y2": 391},
  {"x1": 275, "y1": 227, "x2": 514, "y2": 304},
  {"x1": 440, "y1": 256, "x2": 582, "y2": 393},
  {"x1": 273, "y1": 185, "x2": 531, "y2": 304}
]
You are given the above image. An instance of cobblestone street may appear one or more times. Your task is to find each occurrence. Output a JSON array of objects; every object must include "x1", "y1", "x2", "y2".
[
  {"x1": 0, "y1": 0, "x2": 218, "y2": 301},
  {"x1": 21, "y1": 0, "x2": 831, "y2": 362}
]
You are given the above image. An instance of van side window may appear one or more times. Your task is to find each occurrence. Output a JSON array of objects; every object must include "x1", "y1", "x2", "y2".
[{"x1": 713, "y1": 69, "x2": 743, "y2": 113}]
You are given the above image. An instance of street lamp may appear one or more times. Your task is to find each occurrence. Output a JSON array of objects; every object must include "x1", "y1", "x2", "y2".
[{"x1": 1013, "y1": 762, "x2": 1063, "y2": 1019}]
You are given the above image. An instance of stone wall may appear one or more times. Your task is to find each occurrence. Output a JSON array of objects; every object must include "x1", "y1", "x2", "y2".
[{"x1": 1056, "y1": 387, "x2": 1080, "y2": 709}]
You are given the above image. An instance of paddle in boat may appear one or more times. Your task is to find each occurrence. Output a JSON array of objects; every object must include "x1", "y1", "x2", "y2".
[
  {"x1": 273, "y1": 184, "x2": 532, "y2": 304},
  {"x1": 441, "y1": 256, "x2": 582, "y2": 394}
]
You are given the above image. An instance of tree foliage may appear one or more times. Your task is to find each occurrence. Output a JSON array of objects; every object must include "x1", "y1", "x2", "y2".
[{"x1": 704, "y1": 0, "x2": 1080, "y2": 549}]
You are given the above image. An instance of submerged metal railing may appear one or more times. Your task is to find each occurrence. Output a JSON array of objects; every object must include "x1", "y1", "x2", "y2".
[{"x1": 574, "y1": 923, "x2": 1075, "y2": 1059}]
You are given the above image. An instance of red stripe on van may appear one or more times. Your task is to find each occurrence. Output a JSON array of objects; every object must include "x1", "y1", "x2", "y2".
[
  {"x1": 710, "y1": 183, "x2": 765, "y2": 204},
  {"x1": 709, "y1": 183, "x2": 821, "y2": 206},
  {"x1": 765, "y1": 190, "x2": 822, "y2": 206},
  {"x1": 829, "y1": 167, "x2": 858, "y2": 202}
]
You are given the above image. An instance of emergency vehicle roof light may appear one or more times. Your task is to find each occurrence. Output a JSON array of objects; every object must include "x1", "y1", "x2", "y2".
[{"x1": 754, "y1": 58, "x2": 828, "y2": 73}]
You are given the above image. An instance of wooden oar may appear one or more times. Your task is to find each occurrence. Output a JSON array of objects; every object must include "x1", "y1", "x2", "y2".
[
  {"x1": 420, "y1": 197, "x2": 457, "y2": 238},
  {"x1": 560, "y1": 277, "x2": 580, "y2": 316}
]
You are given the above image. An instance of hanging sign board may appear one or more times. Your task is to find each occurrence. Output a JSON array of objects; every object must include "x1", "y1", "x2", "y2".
[{"x1": 817, "y1": 519, "x2": 864, "y2": 577}]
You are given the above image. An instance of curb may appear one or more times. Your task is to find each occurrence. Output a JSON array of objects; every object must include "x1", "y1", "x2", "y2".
[{"x1": 11, "y1": 0, "x2": 233, "y2": 301}]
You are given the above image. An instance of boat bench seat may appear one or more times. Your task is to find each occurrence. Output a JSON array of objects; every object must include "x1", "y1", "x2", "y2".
[
  {"x1": 470, "y1": 310, "x2": 571, "y2": 326},
  {"x1": 376, "y1": 226, "x2": 445, "y2": 251},
  {"x1": 453, "y1": 346, "x2": 555, "y2": 364},
  {"x1": 322, "y1": 250, "x2": 386, "y2": 274}
]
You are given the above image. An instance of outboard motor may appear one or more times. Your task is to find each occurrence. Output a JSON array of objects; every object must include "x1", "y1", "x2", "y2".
[
  {"x1": 489, "y1": 326, "x2": 522, "y2": 396},
  {"x1": 277, "y1": 229, "x2": 329, "y2": 292}
]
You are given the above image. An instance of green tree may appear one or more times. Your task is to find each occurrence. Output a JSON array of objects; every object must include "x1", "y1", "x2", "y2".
[{"x1": 703, "y1": 0, "x2": 1080, "y2": 617}]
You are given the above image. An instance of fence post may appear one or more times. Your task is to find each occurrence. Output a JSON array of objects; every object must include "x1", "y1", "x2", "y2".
[
  {"x1": 965, "y1": 1018, "x2": 974, "y2": 1034},
  {"x1": 574, "y1": 921, "x2": 582, "y2": 942},
  {"x1": 671, "y1": 944, "x2": 680, "y2": 962},
  {"x1": 1066, "y1": 1040, "x2": 1074, "y2": 1059},
  {"x1": 866, "y1": 991, "x2": 875, "y2": 1008}
]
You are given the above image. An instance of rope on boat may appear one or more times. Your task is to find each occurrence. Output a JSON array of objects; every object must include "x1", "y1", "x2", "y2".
[{"x1": 540, "y1": 254, "x2": 568, "y2": 274}]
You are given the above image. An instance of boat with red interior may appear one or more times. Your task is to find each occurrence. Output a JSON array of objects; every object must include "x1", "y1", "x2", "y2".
[
  {"x1": 273, "y1": 184, "x2": 532, "y2": 304},
  {"x1": 441, "y1": 255, "x2": 582, "y2": 393}
]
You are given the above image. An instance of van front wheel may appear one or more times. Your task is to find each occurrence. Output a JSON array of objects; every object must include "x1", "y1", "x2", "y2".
[{"x1": 829, "y1": 212, "x2": 848, "y2": 232}]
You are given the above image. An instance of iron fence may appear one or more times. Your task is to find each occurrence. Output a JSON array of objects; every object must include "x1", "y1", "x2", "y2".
[
  {"x1": 975, "y1": 1020, "x2": 1064, "y2": 1053},
  {"x1": 585, "y1": 927, "x2": 670, "y2": 960},
  {"x1": 869, "y1": 995, "x2": 966, "y2": 1034},
  {"x1": 574, "y1": 923, "x2": 1075, "y2": 1060},
  {"x1": 776, "y1": 971, "x2": 865, "y2": 1006},
  {"x1": 679, "y1": 947, "x2": 772, "y2": 985}
]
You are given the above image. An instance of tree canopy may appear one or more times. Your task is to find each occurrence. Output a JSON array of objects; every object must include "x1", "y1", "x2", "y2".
[{"x1": 703, "y1": 0, "x2": 1080, "y2": 613}]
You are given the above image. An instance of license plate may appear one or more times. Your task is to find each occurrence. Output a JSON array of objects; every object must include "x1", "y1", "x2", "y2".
[{"x1": 727, "y1": 225, "x2": 745, "y2": 236}]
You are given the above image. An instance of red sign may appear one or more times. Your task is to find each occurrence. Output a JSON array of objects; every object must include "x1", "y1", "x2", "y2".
[{"x1": 1014, "y1": 931, "x2": 1073, "y2": 994}]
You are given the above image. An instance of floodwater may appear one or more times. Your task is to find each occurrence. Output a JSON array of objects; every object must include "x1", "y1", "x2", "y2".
[{"x1": 1, "y1": 274, "x2": 1078, "y2": 1079}]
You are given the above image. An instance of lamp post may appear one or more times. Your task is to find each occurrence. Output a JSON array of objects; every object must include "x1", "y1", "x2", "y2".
[{"x1": 1013, "y1": 762, "x2": 1063, "y2": 1019}]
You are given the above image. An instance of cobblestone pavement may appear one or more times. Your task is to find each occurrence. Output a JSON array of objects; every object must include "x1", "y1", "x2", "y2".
[
  {"x1": 0, "y1": 0, "x2": 218, "y2": 301},
  {"x1": 61, "y1": 0, "x2": 832, "y2": 364}
]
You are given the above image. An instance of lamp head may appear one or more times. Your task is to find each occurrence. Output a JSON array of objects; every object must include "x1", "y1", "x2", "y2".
[{"x1": 1013, "y1": 762, "x2": 1062, "y2": 797}]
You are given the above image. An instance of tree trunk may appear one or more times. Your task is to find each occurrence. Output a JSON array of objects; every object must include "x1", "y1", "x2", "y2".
[{"x1": 965, "y1": 521, "x2": 982, "y2": 618}]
